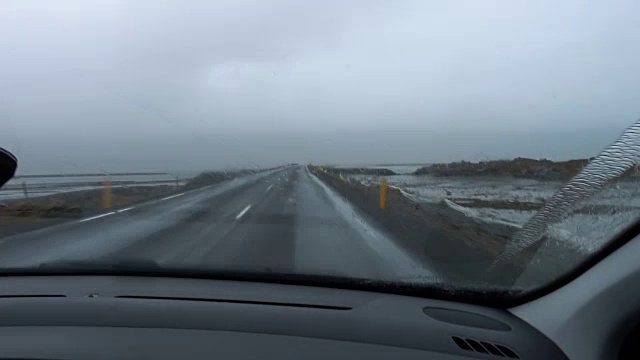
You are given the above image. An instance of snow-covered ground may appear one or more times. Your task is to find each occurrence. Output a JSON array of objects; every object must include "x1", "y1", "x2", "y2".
[
  {"x1": 353, "y1": 174, "x2": 563, "y2": 204},
  {"x1": 347, "y1": 172, "x2": 640, "y2": 254}
]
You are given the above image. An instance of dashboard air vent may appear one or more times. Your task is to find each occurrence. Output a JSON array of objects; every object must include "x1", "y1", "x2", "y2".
[{"x1": 451, "y1": 336, "x2": 519, "y2": 358}]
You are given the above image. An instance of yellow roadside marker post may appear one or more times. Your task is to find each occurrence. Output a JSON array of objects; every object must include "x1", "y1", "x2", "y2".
[
  {"x1": 102, "y1": 178, "x2": 112, "y2": 209},
  {"x1": 379, "y1": 179, "x2": 388, "y2": 209}
]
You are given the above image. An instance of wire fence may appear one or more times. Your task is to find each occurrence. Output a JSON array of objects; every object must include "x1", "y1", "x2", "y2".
[{"x1": 0, "y1": 173, "x2": 190, "y2": 201}]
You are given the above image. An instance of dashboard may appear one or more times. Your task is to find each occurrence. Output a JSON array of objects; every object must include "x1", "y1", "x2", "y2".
[{"x1": 0, "y1": 275, "x2": 567, "y2": 359}]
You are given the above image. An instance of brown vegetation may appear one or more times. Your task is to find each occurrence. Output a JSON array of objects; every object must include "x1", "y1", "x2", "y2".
[
  {"x1": 0, "y1": 169, "x2": 267, "y2": 238},
  {"x1": 0, "y1": 167, "x2": 282, "y2": 238},
  {"x1": 0, "y1": 185, "x2": 178, "y2": 238}
]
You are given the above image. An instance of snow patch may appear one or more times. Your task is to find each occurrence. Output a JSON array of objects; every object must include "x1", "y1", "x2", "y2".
[
  {"x1": 442, "y1": 199, "x2": 525, "y2": 228},
  {"x1": 347, "y1": 172, "x2": 640, "y2": 255}
]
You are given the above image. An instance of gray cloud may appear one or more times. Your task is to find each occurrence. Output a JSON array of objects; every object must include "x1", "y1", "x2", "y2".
[{"x1": 1, "y1": 0, "x2": 639, "y2": 173}]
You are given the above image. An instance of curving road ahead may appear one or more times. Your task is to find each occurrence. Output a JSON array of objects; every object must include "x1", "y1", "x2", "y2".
[{"x1": 0, "y1": 166, "x2": 431, "y2": 280}]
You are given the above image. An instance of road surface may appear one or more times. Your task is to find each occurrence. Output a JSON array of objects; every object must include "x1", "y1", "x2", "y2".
[{"x1": 0, "y1": 166, "x2": 432, "y2": 280}]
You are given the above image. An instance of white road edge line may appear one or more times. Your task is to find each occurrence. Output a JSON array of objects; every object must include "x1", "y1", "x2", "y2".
[
  {"x1": 161, "y1": 193, "x2": 184, "y2": 201},
  {"x1": 235, "y1": 205, "x2": 252, "y2": 220},
  {"x1": 266, "y1": 184, "x2": 273, "y2": 193},
  {"x1": 304, "y1": 167, "x2": 430, "y2": 278},
  {"x1": 116, "y1": 207, "x2": 134, "y2": 213},
  {"x1": 79, "y1": 212, "x2": 116, "y2": 223}
]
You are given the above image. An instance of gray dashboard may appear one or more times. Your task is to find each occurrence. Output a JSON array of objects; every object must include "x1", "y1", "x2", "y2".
[{"x1": 0, "y1": 275, "x2": 567, "y2": 359}]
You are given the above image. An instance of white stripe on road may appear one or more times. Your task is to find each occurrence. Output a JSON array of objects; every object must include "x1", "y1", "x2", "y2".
[
  {"x1": 116, "y1": 207, "x2": 134, "y2": 213},
  {"x1": 266, "y1": 185, "x2": 273, "y2": 193},
  {"x1": 235, "y1": 205, "x2": 252, "y2": 220},
  {"x1": 161, "y1": 193, "x2": 184, "y2": 201},
  {"x1": 79, "y1": 212, "x2": 116, "y2": 223}
]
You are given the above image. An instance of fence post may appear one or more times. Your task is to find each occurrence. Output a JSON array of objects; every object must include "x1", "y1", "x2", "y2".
[{"x1": 22, "y1": 182, "x2": 28, "y2": 199}]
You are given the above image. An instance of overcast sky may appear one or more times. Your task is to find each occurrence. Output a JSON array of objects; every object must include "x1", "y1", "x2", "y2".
[{"x1": 1, "y1": 0, "x2": 639, "y2": 173}]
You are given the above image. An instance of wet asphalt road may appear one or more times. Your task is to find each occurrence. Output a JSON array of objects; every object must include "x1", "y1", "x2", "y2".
[{"x1": 0, "y1": 166, "x2": 431, "y2": 279}]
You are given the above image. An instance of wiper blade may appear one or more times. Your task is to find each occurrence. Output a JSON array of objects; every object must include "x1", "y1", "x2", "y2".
[{"x1": 491, "y1": 117, "x2": 640, "y2": 284}]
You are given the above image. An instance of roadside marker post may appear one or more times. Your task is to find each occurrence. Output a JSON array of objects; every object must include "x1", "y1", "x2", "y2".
[
  {"x1": 379, "y1": 179, "x2": 388, "y2": 209},
  {"x1": 102, "y1": 178, "x2": 112, "y2": 209}
]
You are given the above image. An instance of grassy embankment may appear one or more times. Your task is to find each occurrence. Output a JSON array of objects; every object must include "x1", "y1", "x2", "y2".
[{"x1": 0, "y1": 169, "x2": 265, "y2": 238}]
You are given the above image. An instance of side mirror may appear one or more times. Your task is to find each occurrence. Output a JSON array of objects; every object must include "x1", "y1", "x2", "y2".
[{"x1": 0, "y1": 147, "x2": 17, "y2": 189}]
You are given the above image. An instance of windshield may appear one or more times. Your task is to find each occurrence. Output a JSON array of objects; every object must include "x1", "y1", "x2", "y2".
[{"x1": 1, "y1": 0, "x2": 639, "y2": 303}]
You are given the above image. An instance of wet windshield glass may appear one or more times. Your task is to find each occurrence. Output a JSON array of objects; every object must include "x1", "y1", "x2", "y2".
[{"x1": 1, "y1": 0, "x2": 639, "y2": 299}]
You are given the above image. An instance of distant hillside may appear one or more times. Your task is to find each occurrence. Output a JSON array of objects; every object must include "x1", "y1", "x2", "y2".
[{"x1": 413, "y1": 158, "x2": 598, "y2": 181}]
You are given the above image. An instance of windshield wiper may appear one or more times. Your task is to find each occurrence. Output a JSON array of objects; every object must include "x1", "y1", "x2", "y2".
[{"x1": 490, "y1": 118, "x2": 640, "y2": 286}]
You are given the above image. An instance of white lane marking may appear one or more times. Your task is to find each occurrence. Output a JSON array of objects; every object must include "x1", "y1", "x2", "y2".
[
  {"x1": 266, "y1": 185, "x2": 273, "y2": 193},
  {"x1": 161, "y1": 193, "x2": 184, "y2": 201},
  {"x1": 79, "y1": 212, "x2": 116, "y2": 223},
  {"x1": 116, "y1": 207, "x2": 134, "y2": 213},
  {"x1": 235, "y1": 205, "x2": 252, "y2": 220}
]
